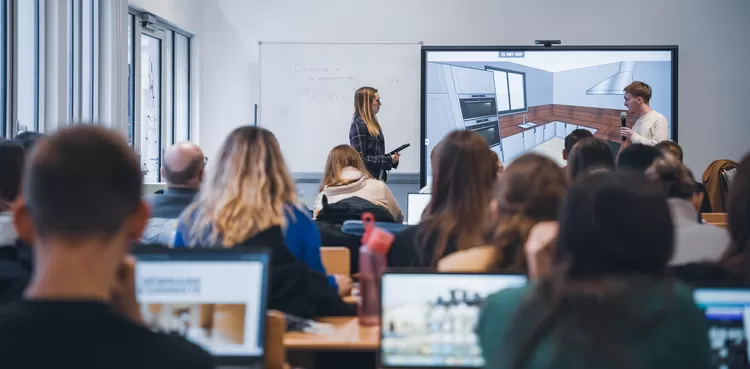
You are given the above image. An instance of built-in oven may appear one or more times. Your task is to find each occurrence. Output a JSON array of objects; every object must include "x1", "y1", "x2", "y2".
[
  {"x1": 466, "y1": 118, "x2": 501, "y2": 148},
  {"x1": 458, "y1": 94, "x2": 497, "y2": 123}
]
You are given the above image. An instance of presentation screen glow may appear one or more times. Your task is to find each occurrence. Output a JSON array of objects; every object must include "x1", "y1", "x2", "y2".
[{"x1": 421, "y1": 47, "x2": 677, "y2": 186}]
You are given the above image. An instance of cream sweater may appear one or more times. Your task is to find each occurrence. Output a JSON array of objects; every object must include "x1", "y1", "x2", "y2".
[{"x1": 314, "y1": 167, "x2": 403, "y2": 222}]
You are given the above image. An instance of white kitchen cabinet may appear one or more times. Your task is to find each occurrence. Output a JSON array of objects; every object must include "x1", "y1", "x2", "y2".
[
  {"x1": 450, "y1": 66, "x2": 496, "y2": 95},
  {"x1": 426, "y1": 63, "x2": 449, "y2": 94},
  {"x1": 524, "y1": 130, "x2": 535, "y2": 150},
  {"x1": 565, "y1": 122, "x2": 577, "y2": 137},
  {"x1": 501, "y1": 132, "x2": 524, "y2": 162},
  {"x1": 534, "y1": 126, "x2": 544, "y2": 145},
  {"x1": 426, "y1": 94, "x2": 458, "y2": 160},
  {"x1": 555, "y1": 121, "x2": 566, "y2": 139},
  {"x1": 544, "y1": 123, "x2": 555, "y2": 141},
  {"x1": 490, "y1": 145, "x2": 504, "y2": 165}
]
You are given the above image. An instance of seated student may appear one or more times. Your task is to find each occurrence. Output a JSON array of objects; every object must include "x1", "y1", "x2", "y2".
[
  {"x1": 567, "y1": 137, "x2": 616, "y2": 180},
  {"x1": 655, "y1": 140, "x2": 712, "y2": 213},
  {"x1": 562, "y1": 128, "x2": 594, "y2": 163},
  {"x1": 388, "y1": 130, "x2": 498, "y2": 267},
  {"x1": 12, "y1": 131, "x2": 44, "y2": 150},
  {"x1": 149, "y1": 142, "x2": 204, "y2": 218},
  {"x1": 143, "y1": 142, "x2": 205, "y2": 244},
  {"x1": 646, "y1": 156, "x2": 729, "y2": 265},
  {"x1": 0, "y1": 141, "x2": 25, "y2": 245},
  {"x1": 173, "y1": 126, "x2": 351, "y2": 296},
  {"x1": 438, "y1": 154, "x2": 567, "y2": 272},
  {"x1": 654, "y1": 140, "x2": 683, "y2": 162},
  {"x1": 314, "y1": 144, "x2": 402, "y2": 222},
  {"x1": 476, "y1": 171, "x2": 711, "y2": 369},
  {"x1": 617, "y1": 143, "x2": 663, "y2": 172},
  {"x1": 0, "y1": 126, "x2": 213, "y2": 368},
  {"x1": 672, "y1": 153, "x2": 750, "y2": 284}
]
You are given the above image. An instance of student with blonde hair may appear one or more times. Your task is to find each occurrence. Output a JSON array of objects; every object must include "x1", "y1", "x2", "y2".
[
  {"x1": 349, "y1": 87, "x2": 400, "y2": 182},
  {"x1": 314, "y1": 144, "x2": 402, "y2": 222},
  {"x1": 173, "y1": 126, "x2": 351, "y2": 295}
]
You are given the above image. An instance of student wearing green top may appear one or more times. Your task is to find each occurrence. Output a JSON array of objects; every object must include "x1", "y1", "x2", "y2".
[{"x1": 476, "y1": 171, "x2": 711, "y2": 369}]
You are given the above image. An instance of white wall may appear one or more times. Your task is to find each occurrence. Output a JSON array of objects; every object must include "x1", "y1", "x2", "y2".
[{"x1": 135, "y1": 0, "x2": 750, "y2": 177}]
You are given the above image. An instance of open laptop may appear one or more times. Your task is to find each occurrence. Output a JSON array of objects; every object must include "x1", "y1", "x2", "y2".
[
  {"x1": 693, "y1": 285, "x2": 750, "y2": 369},
  {"x1": 407, "y1": 193, "x2": 431, "y2": 225},
  {"x1": 379, "y1": 270, "x2": 528, "y2": 368},
  {"x1": 132, "y1": 247, "x2": 271, "y2": 369}
]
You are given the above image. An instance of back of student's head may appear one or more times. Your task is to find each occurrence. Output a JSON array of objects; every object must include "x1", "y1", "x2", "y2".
[
  {"x1": 501, "y1": 170, "x2": 674, "y2": 368},
  {"x1": 557, "y1": 171, "x2": 673, "y2": 278},
  {"x1": 420, "y1": 130, "x2": 498, "y2": 265},
  {"x1": 617, "y1": 144, "x2": 663, "y2": 172},
  {"x1": 21, "y1": 125, "x2": 144, "y2": 241},
  {"x1": 320, "y1": 144, "x2": 372, "y2": 191},
  {"x1": 0, "y1": 140, "x2": 25, "y2": 210},
  {"x1": 654, "y1": 140, "x2": 683, "y2": 162},
  {"x1": 491, "y1": 153, "x2": 568, "y2": 269},
  {"x1": 567, "y1": 137, "x2": 615, "y2": 180},
  {"x1": 563, "y1": 129, "x2": 594, "y2": 160},
  {"x1": 645, "y1": 156, "x2": 695, "y2": 200},
  {"x1": 721, "y1": 153, "x2": 750, "y2": 275},
  {"x1": 186, "y1": 126, "x2": 296, "y2": 246},
  {"x1": 13, "y1": 131, "x2": 44, "y2": 151}
]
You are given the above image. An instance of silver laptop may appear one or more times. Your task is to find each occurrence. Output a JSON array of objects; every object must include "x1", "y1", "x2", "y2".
[
  {"x1": 694, "y1": 285, "x2": 750, "y2": 368},
  {"x1": 132, "y1": 247, "x2": 271, "y2": 369},
  {"x1": 380, "y1": 270, "x2": 528, "y2": 368},
  {"x1": 407, "y1": 193, "x2": 431, "y2": 225}
]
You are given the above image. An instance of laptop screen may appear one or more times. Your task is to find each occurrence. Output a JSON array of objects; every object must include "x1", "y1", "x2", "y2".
[
  {"x1": 407, "y1": 193, "x2": 431, "y2": 225},
  {"x1": 380, "y1": 272, "x2": 528, "y2": 368},
  {"x1": 133, "y1": 248, "x2": 270, "y2": 358},
  {"x1": 694, "y1": 288, "x2": 750, "y2": 368}
]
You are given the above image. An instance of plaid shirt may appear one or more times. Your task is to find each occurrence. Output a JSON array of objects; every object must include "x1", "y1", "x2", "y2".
[{"x1": 349, "y1": 116, "x2": 397, "y2": 181}]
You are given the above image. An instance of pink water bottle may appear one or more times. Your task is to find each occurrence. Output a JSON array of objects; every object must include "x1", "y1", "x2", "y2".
[{"x1": 358, "y1": 213, "x2": 394, "y2": 326}]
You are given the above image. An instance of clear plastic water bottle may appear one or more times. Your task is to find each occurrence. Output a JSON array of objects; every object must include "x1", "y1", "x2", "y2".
[{"x1": 358, "y1": 213, "x2": 394, "y2": 326}]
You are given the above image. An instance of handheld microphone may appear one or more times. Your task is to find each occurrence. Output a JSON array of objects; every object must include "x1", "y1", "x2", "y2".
[{"x1": 620, "y1": 112, "x2": 627, "y2": 141}]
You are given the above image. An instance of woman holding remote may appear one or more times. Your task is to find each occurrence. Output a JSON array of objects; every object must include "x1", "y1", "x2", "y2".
[{"x1": 349, "y1": 87, "x2": 399, "y2": 182}]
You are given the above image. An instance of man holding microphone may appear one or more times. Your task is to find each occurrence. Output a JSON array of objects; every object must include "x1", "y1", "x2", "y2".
[{"x1": 619, "y1": 81, "x2": 669, "y2": 147}]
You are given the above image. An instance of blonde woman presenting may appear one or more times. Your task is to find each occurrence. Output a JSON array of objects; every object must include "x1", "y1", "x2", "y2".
[{"x1": 349, "y1": 87, "x2": 400, "y2": 182}]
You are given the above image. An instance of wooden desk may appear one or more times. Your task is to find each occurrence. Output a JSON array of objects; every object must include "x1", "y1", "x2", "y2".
[
  {"x1": 284, "y1": 317, "x2": 379, "y2": 351},
  {"x1": 343, "y1": 295, "x2": 358, "y2": 305}
]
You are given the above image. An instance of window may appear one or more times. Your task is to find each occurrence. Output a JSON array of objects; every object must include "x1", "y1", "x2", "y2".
[
  {"x1": 67, "y1": 0, "x2": 98, "y2": 124},
  {"x1": 128, "y1": 10, "x2": 192, "y2": 182},
  {"x1": 2, "y1": 0, "x2": 42, "y2": 137},
  {"x1": 486, "y1": 67, "x2": 527, "y2": 115},
  {"x1": 14, "y1": 0, "x2": 41, "y2": 133},
  {"x1": 172, "y1": 32, "x2": 190, "y2": 142},
  {"x1": 1, "y1": 0, "x2": 8, "y2": 136}
]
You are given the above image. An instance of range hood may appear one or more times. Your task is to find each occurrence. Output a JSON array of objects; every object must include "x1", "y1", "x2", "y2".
[{"x1": 586, "y1": 61, "x2": 635, "y2": 95}]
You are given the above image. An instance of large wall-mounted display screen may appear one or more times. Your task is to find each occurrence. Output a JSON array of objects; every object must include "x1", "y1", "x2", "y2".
[{"x1": 421, "y1": 46, "x2": 677, "y2": 187}]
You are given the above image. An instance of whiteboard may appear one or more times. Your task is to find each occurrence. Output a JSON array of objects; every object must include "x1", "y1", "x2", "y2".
[{"x1": 259, "y1": 42, "x2": 422, "y2": 174}]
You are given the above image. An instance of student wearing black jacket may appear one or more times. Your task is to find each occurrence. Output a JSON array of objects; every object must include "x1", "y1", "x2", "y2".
[
  {"x1": 348, "y1": 87, "x2": 399, "y2": 182},
  {"x1": 0, "y1": 126, "x2": 213, "y2": 369}
]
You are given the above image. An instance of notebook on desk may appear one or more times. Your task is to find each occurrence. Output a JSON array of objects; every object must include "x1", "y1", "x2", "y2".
[
  {"x1": 379, "y1": 270, "x2": 528, "y2": 369},
  {"x1": 693, "y1": 284, "x2": 750, "y2": 369},
  {"x1": 132, "y1": 247, "x2": 271, "y2": 369}
]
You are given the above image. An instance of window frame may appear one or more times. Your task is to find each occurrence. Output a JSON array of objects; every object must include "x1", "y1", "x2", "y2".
[
  {"x1": 485, "y1": 66, "x2": 528, "y2": 116},
  {"x1": 128, "y1": 8, "x2": 192, "y2": 183}
]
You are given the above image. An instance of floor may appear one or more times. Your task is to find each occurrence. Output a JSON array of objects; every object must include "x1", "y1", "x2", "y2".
[{"x1": 503, "y1": 137, "x2": 566, "y2": 167}]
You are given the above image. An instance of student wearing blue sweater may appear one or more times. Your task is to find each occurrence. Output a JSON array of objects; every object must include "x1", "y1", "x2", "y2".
[{"x1": 171, "y1": 126, "x2": 352, "y2": 296}]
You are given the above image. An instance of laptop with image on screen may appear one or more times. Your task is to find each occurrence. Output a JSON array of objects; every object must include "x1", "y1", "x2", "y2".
[
  {"x1": 693, "y1": 284, "x2": 750, "y2": 369},
  {"x1": 407, "y1": 193, "x2": 431, "y2": 225},
  {"x1": 132, "y1": 246, "x2": 271, "y2": 369},
  {"x1": 379, "y1": 270, "x2": 528, "y2": 369}
]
